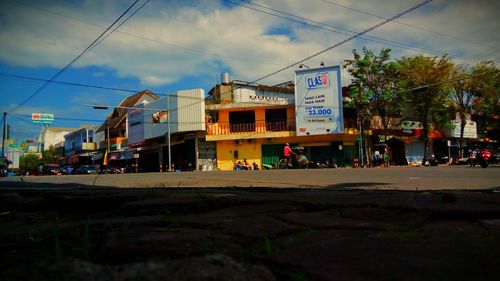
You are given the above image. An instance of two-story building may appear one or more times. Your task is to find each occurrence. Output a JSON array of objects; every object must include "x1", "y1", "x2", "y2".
[
  {"x1": 206, "y1": 72, "x2": 358, "y2": 171},
  {"x1": 127, "y1": 88, "x2": 207, "y2": 172},
  {"x1": 94, "y1": 90, "x2": 160, "y2": 168},
  {"x1": 62, "y1": 125, "x2": 96, "y2": 166}
]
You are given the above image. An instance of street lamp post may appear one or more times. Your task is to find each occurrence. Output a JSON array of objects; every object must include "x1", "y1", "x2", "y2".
[
  {"x1": 107, "y1": 115, "x2": 110, "y2": 154},
  {"x1": 1, "y1": 112, "x2": 6, "y2": 157},
  {"x1": 167, "y1": 95, "x2": 171, "y2": 172}
]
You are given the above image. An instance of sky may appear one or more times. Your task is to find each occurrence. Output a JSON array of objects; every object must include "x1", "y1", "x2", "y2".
[{"x1": 1, "y1": 0, "x2": 499, "y2": 144}]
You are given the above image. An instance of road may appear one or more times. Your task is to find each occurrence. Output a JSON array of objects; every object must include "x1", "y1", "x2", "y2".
[
  {"x1": 2, "y1": 166, "x2": 500, "y2": 280},
  {"x1": 1, "y1": 166, "x2": 499, "y2": 190}
]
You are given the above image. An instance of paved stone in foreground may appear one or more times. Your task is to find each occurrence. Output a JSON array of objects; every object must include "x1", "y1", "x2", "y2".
[{"x1": 1, "y1": 187, "x2": 499, "y2": 280}]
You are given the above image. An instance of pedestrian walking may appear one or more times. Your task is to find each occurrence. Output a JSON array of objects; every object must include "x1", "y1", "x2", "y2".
[
  {"x1": 384, "y1": 148, "x2": 390, "y2": 167},
  {"x1": 284, "y1": 143, "x2": 295, "y2": 168}
]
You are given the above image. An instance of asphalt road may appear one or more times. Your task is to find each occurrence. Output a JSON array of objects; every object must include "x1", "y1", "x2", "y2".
[{"x1": 1, "y1": 166, "x2": 499, "y2": 190}]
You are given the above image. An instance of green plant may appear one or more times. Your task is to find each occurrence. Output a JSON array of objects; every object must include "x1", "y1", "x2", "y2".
[
  {"x1": 254, "y1": 237, "x2": 280, "y2": 255},
  {"x1": 52, "y1": 214, "x2": 62, "y2": 260},
  {"x1": 289, "y1": 271, "x2": 308, "y2": 281},
  {"x1": 72, "y1": 219, "x2": 91, "y2": 259}
]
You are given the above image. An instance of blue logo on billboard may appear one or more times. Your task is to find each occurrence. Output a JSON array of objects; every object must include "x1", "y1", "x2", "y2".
[{"x1": 306, "y1": 72, "x2": 329, "y2": 90}]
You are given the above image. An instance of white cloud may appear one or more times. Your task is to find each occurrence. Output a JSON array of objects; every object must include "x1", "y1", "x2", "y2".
[{"x1": 0, "y1": 0, "x2": 498, "y2": 88}]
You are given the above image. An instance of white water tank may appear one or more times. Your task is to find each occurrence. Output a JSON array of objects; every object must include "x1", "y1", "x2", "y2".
[{"x1": 221, "y1": 72, "x2": 230, "y2": 84}]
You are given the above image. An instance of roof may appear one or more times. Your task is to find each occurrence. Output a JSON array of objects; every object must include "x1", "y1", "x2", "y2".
[
  {"x1": 207, "y1": 80, "x2": 295, "y2": 99},
  {"x1": 96, "y1": 90, "x2": 160, "y2": 133},
  {"x1": 232, "y1": 80, "x2": 294, "y2": 93}
]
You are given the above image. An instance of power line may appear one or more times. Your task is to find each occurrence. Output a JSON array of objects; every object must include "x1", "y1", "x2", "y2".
[
  {"x1": 0, "y1": 73, "x2": 139, "y2": 94},
  {"x1": 318, "y1": 0, "x2": 497, "y2": 50},
  {"x1": 225, "y1": 0, "x2": 476, "y2": 62},
  {"x1": 9, "y1": 114, "x2": 103, "y2": 123},
  {"x1": 245, "y1": 0, "x2": 434, "y2": 86},
  {"x1": 11, "y1": 0, "x2": 287, "y2": 67},
  {"x1": 7, "y1": 0, "x2": 145, "y2": 114},
  {"x1": 0, "y1": 72, "x2": 213, "y2": 101},
  {"x1": 94, "y1": 0, "x2": 151, "y2": 48},
  {"x1": 170, "y1": 0, "x2": 433, "y2": 115},
  {"x1": 407, "y1": 70, "x2": 500, "y2": 92}
]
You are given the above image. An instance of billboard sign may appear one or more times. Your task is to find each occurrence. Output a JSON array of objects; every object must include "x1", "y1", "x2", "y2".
[
  {"x1": 32, "y1": 113, "x2": 54, "y2": 124},
  {"x1": 294, "y1": 66, "x2": 343, "y2": 136},
  {"x1": 447, "y1": 120, "x2": 477, "y2": 139}
]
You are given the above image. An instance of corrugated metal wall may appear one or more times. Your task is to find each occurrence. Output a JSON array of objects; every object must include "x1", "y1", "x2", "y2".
[{"x1": 176, "y1": 88, "x2": 205, "y2": 132}]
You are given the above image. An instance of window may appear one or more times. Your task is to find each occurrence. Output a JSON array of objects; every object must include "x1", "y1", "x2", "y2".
[
  {"x1": 229, "y1": 111, "x2": 255, "y2": 132},
  {"x1": 206, "y1": 110, "x2": 219, "y2": 123},
  {"x1": 265, "y1": 108, "x2": 287, "y2": 131},
  {"x1": 152, "y1": 111, "x2": 168, "y2": 124}
]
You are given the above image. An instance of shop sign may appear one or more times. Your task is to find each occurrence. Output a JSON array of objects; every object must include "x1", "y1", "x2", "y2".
[
  {"x1": 32, "y1": 113, "x2": 54, "y2": 124},
  {"x1": 82, "y1": 142, "x2": 96, "y2": 150},
  {"x1": 295, "y1": 65, "x2": 343, "y2": 136},
  {"x1": 401, "y1": 120, "x2": 422, "y2": 130},
  {"x1": 446, "y1": 120, "x2": 477, "y2": 138}
]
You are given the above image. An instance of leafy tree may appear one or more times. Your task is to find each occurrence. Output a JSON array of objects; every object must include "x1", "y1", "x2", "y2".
[
  {"x1": 469, "y1": 62, "x2": 500, "y2": 140},
  {"x1": 20, "y1": 153, "x2": 40, "y2": 173},
  {"x1": 398, "y1": 55, "x2": 454, "y2": 164},
  {"x1": 449, "y1": 61, "x2": 499, "y2": 158},
  {"x1": 343, "y1": 47, "x2": 404, "y2": 165},
  {"x1": 42, "y1": 145, "x2": 60, "y2": 164}
]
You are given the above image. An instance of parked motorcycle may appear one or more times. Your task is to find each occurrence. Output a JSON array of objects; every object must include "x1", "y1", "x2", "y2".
[
  {"x1": 478, "y1": 149, "x2": 491, "y2": 168},
  {"x1": 469, "y1": 149, "x2": 490, "y2": 168}
]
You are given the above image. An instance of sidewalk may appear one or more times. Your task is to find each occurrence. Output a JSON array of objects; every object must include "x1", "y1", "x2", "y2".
[{"x1": 1, "y1": 187, "x2": 499, "y2": 280}]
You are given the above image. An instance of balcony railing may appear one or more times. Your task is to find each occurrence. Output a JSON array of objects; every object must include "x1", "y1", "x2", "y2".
[{"x1": 207, "y1": 120, "x2": 296, "y2": 135}]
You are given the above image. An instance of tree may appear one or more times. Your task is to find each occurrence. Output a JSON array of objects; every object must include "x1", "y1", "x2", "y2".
[
  {"x1": 42, "y1": 145, "x2": 60, "y2": 164},
  {"x1": 20, "y1": 153, "x2": 40, "y2": 173},
  {"x1": 343, "y1": 47, "x2": 404, "y2": 165},
  {"x1": 469, "y1": 62, "x2": 500, "y2": 140},
  {"x1": 449, "y1": 61, "x2": 499, "y2": 158},
  {"x1": 398, "y1": 55, "x2": 454, "y2": 164}
]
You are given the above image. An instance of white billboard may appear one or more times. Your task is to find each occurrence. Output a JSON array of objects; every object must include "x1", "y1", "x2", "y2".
[
  {"x1": 447, "y1": 120, "x2": 477, "y2": 139},
  {"x1": 294, "y1": 66, "x2": 343, "y2": 136},
  {"x1": 32, "y1": 113, "x2": 54, "y2": 124}
]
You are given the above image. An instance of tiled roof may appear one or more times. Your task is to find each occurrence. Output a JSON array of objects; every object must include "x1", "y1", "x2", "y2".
[{"x1": 96, "y1": 90, "x2": 159, "y2": 133}]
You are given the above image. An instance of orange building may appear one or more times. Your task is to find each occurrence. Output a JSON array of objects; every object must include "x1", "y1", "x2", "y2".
[{"x1": 206, "y1": 78, "x2": 358, "y2": 171}]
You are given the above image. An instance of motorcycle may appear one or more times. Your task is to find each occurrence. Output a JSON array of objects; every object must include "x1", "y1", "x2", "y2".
[
  {"x1": 478, "y1": 149, "x2": 491, "y2": 168},
  {"x1": 469, "y1": 149, "x2": 490, "y2": 168}
]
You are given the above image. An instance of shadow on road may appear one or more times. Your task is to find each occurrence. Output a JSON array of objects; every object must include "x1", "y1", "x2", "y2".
[{"x1": 1, "y1": 181, "x2": 500, "y2": 280}]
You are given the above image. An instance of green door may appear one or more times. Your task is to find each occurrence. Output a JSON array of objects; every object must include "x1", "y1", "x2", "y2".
[{"x1": 262, "y1": 144, "x2": 282, "y2": 166}]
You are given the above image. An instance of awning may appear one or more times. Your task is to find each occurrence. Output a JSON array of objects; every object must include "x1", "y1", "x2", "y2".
[
  {"x1": 109, "y1": 151, "x2": 134, "y2": 161},
  {"x1": 120, "y1": 151, "x2": 134, "y2": 160},
  {"x1": 92, "y1": 153, "x2": 103, "y2": 161}
]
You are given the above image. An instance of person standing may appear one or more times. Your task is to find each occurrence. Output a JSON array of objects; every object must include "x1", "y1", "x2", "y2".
[
  {"x1": 284, "y1": 143, "x2": 295, "y2": 167},
  {"x1": 384, "y1": 147, "x2": 390, "y2": 167}
]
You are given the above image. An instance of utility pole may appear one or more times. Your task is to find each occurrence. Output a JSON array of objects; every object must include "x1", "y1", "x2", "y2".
[
  {"x1": 167, "y1": 95, "x2": 171, "y2": 172},
  {"x1": 107, "y1": 116, "x2": 110, "y2": 154},
  {"x1": 2, "y1": 112, "x2": 6, "y2": 157}
]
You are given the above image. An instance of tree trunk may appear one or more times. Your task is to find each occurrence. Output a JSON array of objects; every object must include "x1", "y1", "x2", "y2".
[
  {"x1": 383, "y1": 116, "x2": 390, "y2": 143},
  {"x1": 421, "y1": 119, "x2": 430, "y2": 166},
  {"x1": 459, "y1": 114, "x2": 466, "y2": 159}
]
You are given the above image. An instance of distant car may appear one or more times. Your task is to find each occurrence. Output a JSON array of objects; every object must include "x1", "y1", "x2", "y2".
[
  {"x1": 42, "y1": 164, "x2": 62, "y2": 175},
  {"x1": 61, "y1": 165, "x2": 76, "y2": 175},
  {"x1": 76, "y1": 165, "x2": 100, "y2": 175},
  {"x1": 0, "y1": 156, "x2": 8, "y2": 177}
]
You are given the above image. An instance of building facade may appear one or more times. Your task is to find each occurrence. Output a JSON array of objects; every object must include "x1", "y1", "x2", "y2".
[
  {"x1": 127, "y1": 88, "x2": 207, "y2": 172},
  {"x1": 206, "y1": 77, "x2": 358, "y2": 171}
]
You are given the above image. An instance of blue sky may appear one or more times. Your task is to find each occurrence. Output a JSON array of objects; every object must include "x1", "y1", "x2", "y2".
[{"x1": 1, "y1": 0, "x2": 499, "y2": 143}]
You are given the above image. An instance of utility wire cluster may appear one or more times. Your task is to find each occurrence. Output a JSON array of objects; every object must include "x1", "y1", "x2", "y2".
[{"x1": 2, "y1": 0, "x2": 497, "y2": 137}]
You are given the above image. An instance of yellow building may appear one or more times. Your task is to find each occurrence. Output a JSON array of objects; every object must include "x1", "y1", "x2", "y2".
[{"x1": 206, "y1": 78, "x2": 358, "y2": 171}]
